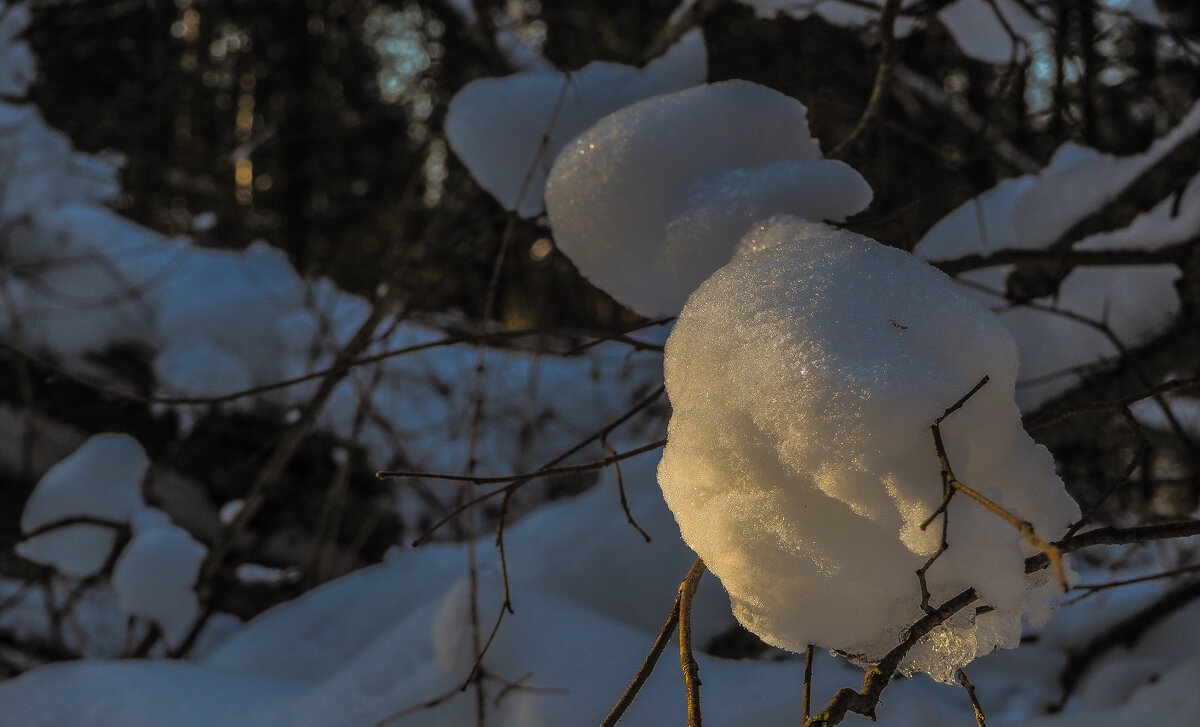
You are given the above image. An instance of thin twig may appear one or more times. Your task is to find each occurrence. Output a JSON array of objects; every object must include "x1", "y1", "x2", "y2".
[
  {"x1": 829, "y1": 0, "x2": 902, "y2": 160},
  {"x1": 602, "y1": 436, "x2": 652, "y2": 542},
  {"x1": 1054, "y1": 577, "x2": 1200, "y2": 709},
  {"x1": 490, "y1": 671, "x2": 568, "y2": 706},
  {"x1": 1062, "y1": 408, "x2": 1147, "y2": 539},
  {"x1": 563, "y1": 317, "x2": 672, "y2": 356},
  {"x1": 195, "y1": 298, "x2": 402, "y2": 598},
  {"x1": 458, "y1": 75, "x2": 576, "y2": 727},
  {"x1": 405, "y1": 385, "x2": 665, "y2": 545},
  {"x1": 806, "y1": 588, "x2": 980, "y2": 726},
  {"x1": 1065, "y1": 563, "x2": 1200, "y2": 605},
  {"x1": 955, "y1": 668, "x2": 987, "y2": 727},
  {"x1": 0, "y1": 323, "x2": 660, "y2": 408},
  {"x1": 640, "y1": 0, "x2": 727, "y2": 63},
  {"x1": 679, "y1": 557, "x2": 707, "y2": 727},
  {"x1": 1056, "y1": 520, "x2": 1200, "y2": 558},
  {"x1": 1025, "y1": 374, "x2": 1200, "y2": 431},
  {"x1": 19, "y1": 515, "x2": 128, "y2": 541},
  {"x1": 891, "y1": 64, "x2": 1039, "y2": 173},
  {"x1": 803, "y1": 644, "x2": 814, "y2": 725},
  {"x1": 378, "y1": 439, "x2": 668, "y2": 485},
  {"x1": 599, "y1": 576, "x2": 686, "y2": 726},
  {"x1": 933, "y1": 237, "x2": 1195, "y2": 276},
  {"x1": 1012, "y1": 302, "x2": 1197, "y2": 453},
  {"x1": 928, "y1": 376, "x2": 1069, "y2": 592}
]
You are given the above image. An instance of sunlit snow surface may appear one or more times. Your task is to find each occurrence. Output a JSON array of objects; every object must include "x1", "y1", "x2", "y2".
[
  {"x1": 659, "y1": 217, "x2": 1079, "y2": 679},
  {"x1": 545, "y1": 81, "x2": 871, "y2": 317}
]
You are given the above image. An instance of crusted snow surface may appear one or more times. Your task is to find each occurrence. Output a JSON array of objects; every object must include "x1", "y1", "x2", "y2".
[
  {"x1": 658, "y1": 216, "x2": 1079, "y2": 681},
  {"x1": 112, "y1": 509, "x2": 207, "y2": 648},
  {"x1": 545, "y1": 80, "x2": 871, "y2": 317},
  {"x1": 18, "y1": 434, "x2": 149, "y2": 577},
  {"x1": 445, "y1": 30, "x2": 706, "y2": 217}
]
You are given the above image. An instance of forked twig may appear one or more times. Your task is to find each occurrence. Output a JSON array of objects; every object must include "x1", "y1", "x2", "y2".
[
  {"x1": 599, "y1": 556, "x2": 705, "y2": 727},
  {"x1": 601, "y1": 436, "x2": 652, "y2": 542},
  {"x1": 598, "y1": 593, "x2": 680, "y2": 727},
  {"x1": 924, "y1": 375, "x2": 1069, "y2": 592},
  {"x1": 806, "y1": 588, "x2": 980, "y2": 726}
]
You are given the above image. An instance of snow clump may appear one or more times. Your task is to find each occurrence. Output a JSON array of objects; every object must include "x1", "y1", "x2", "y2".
[
  {"x1": 112, "y1": 508, "x2": 207, "y2": 648},
  {"x1": 445, "y1": 30, "x2": 706, "y2": 217},
  {"x1": 657, "y1": 216, "x2": 1080, "y2": 681},
  {"x1": 19, "y1": 434, "x2": 149, "y2": 577},
  {"x1": 545, "y1": 80, "x2": 872, "y2": 318}
]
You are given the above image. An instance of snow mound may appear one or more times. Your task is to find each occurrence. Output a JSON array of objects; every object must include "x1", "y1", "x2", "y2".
[
  {"x1": 19, "y1": 434, "x2": 149, "y2": 577},
  {"x1": 445, "y1": 30, "x2": 706, "y2": 217},
  {"x1": 545, "y1": 80, "x2": 872, "y2": 318},
  {"x1": 657, "y1": 217, "x2": 1079, "y2": 680}
]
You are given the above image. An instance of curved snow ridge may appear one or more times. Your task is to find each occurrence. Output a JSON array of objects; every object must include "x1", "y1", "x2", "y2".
[{"x1": 545, "y1": 80, "x2": 872, "y2": 318}]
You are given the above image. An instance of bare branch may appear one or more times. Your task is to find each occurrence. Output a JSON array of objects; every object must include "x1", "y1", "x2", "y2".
[
  {"x1": 19, "y1": 515, "x2": 128, "y2": 541},
  {"x1": 679, "y1": 557, "x2": 707, "y2": 727},
  {"x1": 803, "y1": 644, "x2": 815, "y2": 725},
  {"x1": 933, "y1": 238, "x2": 1194, "y2": 277},
  {"x1": 1025, "y1": 374, "x2": 1200, "y2": 431},
  {"x1": 601, "y1": 436, "x2": 652, "y2": 542},
  {"x1": 806, "y1": 588, "x2": 980, "y2": 726},
  {"x1": 829, "y1": 0, "x2": 902, "y2": 160},
  {"x1": 599, "y1": 559, "x2": 704, "y2": 727},
  {"x1": 641, "y1": 0, "x2": 727, "y2": 64},
  {"x1": 378, "y1": 439, "x2": 668, "y2": 485},
  {"x1": 955, "y1": 668, "x2": 987, "y2": 727}
]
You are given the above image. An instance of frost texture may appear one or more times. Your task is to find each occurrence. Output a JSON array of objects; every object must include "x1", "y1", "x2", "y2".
[
  {"x1": 657, "y1": 217, "x2": 1079, "y2": 680},
  {"x1": 545, "y1": 81, "x2": 872, "y2": 317},
  {"x1": 19, "y1": 434, "x2": 149, "y2": 577},
  {"x1": 445, "y1": 30, "x2": 706, "y2": 217},
  {"x1": 112, "y1": 509, "x2": 207, "y2": 648}
]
